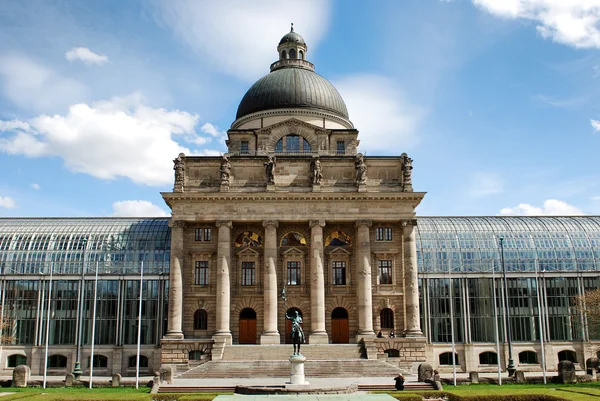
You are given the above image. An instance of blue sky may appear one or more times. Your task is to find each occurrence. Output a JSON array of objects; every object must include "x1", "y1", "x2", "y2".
[{"x1": 1, "y1": 0, "x2": 600, "y2": 217}]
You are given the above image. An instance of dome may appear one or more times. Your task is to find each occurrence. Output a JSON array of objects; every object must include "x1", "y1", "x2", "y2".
[
  {"x1": 279, "y1": 31, "x2": 305, "y2": 45},
  {"x1": 236, "y1": 67, "x2": 349, "y2": 120}
]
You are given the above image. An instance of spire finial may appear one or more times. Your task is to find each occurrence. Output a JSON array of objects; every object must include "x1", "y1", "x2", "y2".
[{"x1": 290, "y1": 22, "x2": 294, "y2": 32}]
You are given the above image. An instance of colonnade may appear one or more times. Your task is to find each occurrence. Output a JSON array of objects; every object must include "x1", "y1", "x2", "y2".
[{"x1": 165, "y1": 219, "x2": 422, "y2": 343}]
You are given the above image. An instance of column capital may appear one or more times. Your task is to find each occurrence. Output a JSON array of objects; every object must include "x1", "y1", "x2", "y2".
[
  {"x1": 216, "y1": 220, "x2": 233, "y2": 229},
  {"x1": 309, "y1": 220, "x2": 326, "y2": 228},
  {"x1": 169, "y1": 219, "x2": 186, "y2": 229},
  {"x1": 355, "y1": 220, "x2": 372, "y2": 228},
  {"x1": 262, "y1": 220, "x2": 279, "y2": 229},
  {"x1": 402, "y1": 219, "x2": 418, "y2": 227}
]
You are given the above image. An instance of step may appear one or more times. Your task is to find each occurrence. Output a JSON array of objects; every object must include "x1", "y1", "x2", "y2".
[
  {"x1": 159, "y1": 382, "x2": 436, "y2": 393},
  {"x1": 221, "y1": 344, "x2": 363, "y2": 361}
]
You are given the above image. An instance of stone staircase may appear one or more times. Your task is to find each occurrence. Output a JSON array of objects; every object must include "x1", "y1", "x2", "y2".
[{"x1": 221, "y1": 344, "x2": 364, "y2": 361}]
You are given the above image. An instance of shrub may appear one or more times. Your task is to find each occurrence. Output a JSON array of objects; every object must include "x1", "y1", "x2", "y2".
[
  {"x1": 446, "y1": 395, "x2": 567, "y2": 401},
  {"x1": 390, "y1": 394, "x2": 423, "y2": 401}
]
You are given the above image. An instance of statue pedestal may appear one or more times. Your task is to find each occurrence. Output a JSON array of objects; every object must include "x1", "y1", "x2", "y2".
[{"x1": 285, "y1": 354, "x2": 310, "y2": 390}]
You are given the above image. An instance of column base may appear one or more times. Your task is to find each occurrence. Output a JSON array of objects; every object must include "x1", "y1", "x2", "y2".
[
  {"x1": 213, "y1": 332, "x2": 232, "y2": 345},
  {"x1": 355, "y1": 332, "x2": 376, "y2": 343},
  {"x1": 403, "y1": 329, "x2": 424, "y2": 338},
  {"x1": 308, "y1": 332, "x2": 329, "y2": 344},
  {"x1": 164, "y1": 331, "x2": 184, "y2": 340},
  {"x1": 260, "y1": 333, "x2": 281, "y2": 344}
]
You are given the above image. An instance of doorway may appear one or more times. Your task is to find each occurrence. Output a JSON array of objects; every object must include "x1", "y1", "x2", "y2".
[
  {"x1": 239, "y1": 308, "x2": 257, "y2": 344},
  {"x1": 331, "y1": 307, "x2": 349, "y2": 343}
]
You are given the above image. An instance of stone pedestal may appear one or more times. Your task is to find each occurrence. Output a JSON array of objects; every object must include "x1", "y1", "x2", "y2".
[{"x1": 286, "y1": 354, "x2": 310, "y2": 389}]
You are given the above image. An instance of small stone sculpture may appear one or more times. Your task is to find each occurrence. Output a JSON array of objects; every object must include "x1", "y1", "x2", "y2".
[
  {"x1": 264, "y1": 155, "x2": 276, "y2": 185},
  {"x1": 12, "y1": 365, "x2": 29, "y2": 388},
  {"x1": 401, "y1": 152, "x2": 413, "y2": 192},
  {"x1": 173, "y1": 154, "x2": 185, "y2": 192},
  {"x1": 355, "y1": 153, "x2": 367, "y2": 185},
  {"x1": 558, "y1": 360, "x2": 576, "y2": 384},
  {"x1": 418, "y1": 363, "x2": 433, "y2": 382},
  {"x1": 310, "y1": 156, "x2": 323, "y2": 185},
  {"x1": 220, "y1": 155, "x2": 231, "y2": 186}
]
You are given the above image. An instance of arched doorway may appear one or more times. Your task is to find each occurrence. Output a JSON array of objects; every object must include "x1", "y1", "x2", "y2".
[
  {"x1": 285, "y1": 308, "x2": 303, "y2": 344},
  {"x1": 239, "y1": 308, "x2": 257, "y2": 344},
  {"x1": 331, "y1": 307, "x2": 349, "y2": 343}
]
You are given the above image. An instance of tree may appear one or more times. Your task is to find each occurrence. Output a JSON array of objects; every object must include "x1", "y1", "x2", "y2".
[{"x1": 574, "y1": 288, "x2": 600, "y2": 340}]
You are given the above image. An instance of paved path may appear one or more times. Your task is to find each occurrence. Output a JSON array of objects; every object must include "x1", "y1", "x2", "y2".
[{"x1": 214, "y1": 395, "x2": 396, "y2": 401}]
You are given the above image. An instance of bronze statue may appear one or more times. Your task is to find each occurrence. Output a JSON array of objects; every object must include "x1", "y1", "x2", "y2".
[
  {"x1": 173, "y1": 155, "x2": 185, "y2": 191},
  {"x1": 220, "y1": 155, "x2": 231, "y2": 186},
  {"x1": 264, "y1": 155, "x2": 276, "y2": 185},
  {"x1": 310, "y1": 156, "x2": 323, "y2": 185},
  {"x1": 286, "y1": 310, "x2": 305, "y2": 355},
  {"x1": 355, "y1": 153, "x2": 367, "y2": 185}
]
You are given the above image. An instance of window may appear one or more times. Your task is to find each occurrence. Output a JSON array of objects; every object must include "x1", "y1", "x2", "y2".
[
  {"x1": 281, "y1": 50, "x2": 287, "y2": 59},
  {"x1": 242, "y1": 262, "x2": 255, "y2": 286},
  {"x1": 479, "y1": 352, "x2": 498, "y2": 365},
  {"x1": 194, "y1": 309, "x2": 208, "y2": 330},
  {"x1": 336, "y1": 141, "x2": 345, "y2": 154},
  {"x1": 380, "y1": 308, "x2": 394, "y2": 329},
  {"x1": 378, "y1": 260, "x2": 393, "y2": 284},
  {"x1": 195, "y1": 228, "x2": 212, "y2": 241},
  {"x1": 286, "y1": 135, "x2": 300, "y2": 152},
  {"x1": 299, "y1": 50, "x2": 304, "y2": 60},
  {"x1": 47, "y1": 355, "x2": 67, "y2": 368},
  {"x1": 7, "y1": 354, "x2": 26, "y2": 368},
  {"x1": 384, "y1": 349, "x2": 399, "y2": 357},
  {"x1": 195, "y1": 261, "x2": 208, "y2": 285},
  {"x1": 241, "y1": 141, "x2": 249, "y2": 154},
  {"x1": 275, "y1": 135, "x2": 311, "y2": 153},
  {"x1": 332, "y1": 261, "x2": 346, "y2": 285},
  {"x1": 128, "y1": 355, "x2": 148, "y2": 368},
  {"x1": 439, "y1": 352, "x2": 459, "y2": 365},
  {"x1": 287, "y1": 261, "x2": 301, "y2": 285},
  {"x1": 289, "y1": 48, "x2": 296, "y2": 59},
  {"x1": 87, "y1": 354, "x2": 108, "y2": 368},
  {"x1": 519, "y1": 351, "x2": 538, "y2": 364},
  {"x1": 376, "y1": 227, "x2": 392, "y2": 241},
  {"x1": 558, "y1": 350, "x2": 577, "y2": 363},
  {"x1": 189, "y1": 350, "x2": 204, "y2": 360}
]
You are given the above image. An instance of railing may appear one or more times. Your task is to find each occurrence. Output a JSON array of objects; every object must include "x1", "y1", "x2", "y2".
[
  {"x1": 270, "y1": 59, "x2": 314, "y2": 72},
  {"x1": 229, "y1": 150, "x2": 365, "y2": 157}
]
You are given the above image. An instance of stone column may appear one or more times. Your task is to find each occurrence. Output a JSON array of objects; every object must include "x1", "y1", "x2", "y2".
[
  {"x1": 356, "y1": 220, "x2": 375, "y2": 338},
  {"x1": 215, "y1": 220, "x2": 232, "y2": 344},
  {"x1": 261, "y1": 220, "x2": 280, "y2": 344},
  {"x1": 166, "y1": 220, "x2": 184, "y2": 339},
  {"x1": 309, "y1": 220, "x2": 328, "y2": 344},
  {"x1": 403, "y1": 219, "x2": 423, "y2": 336}
]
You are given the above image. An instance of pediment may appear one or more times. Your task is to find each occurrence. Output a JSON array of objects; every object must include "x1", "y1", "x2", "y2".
[
  {"x1": 327, "y1": 247, "x2": 351, "y2": 256},
  {"x1": 237, "y1": 247, "x2": 261, "y2": 257},
  {"x1": 257, "y1": 118, "x2": 326, "y2": 135},
  {"x1": 282, "y1": 247, "x2": 305, "y2": 257}
]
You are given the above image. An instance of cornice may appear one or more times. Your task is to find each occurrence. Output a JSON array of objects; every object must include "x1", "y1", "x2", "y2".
[
  {"x1": 230, "y1": 108, "x2": 354, "y2": 130},
  {"x1": 162, "y1": 192, "x2": 426, "y2": 203}
]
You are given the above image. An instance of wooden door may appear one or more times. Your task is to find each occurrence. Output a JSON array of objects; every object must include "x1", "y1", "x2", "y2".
[
  {"x1": 239, "y1": 318, "x2": 257, "y2": 344},
  {"x1": 331, "y1": 318, "x2": 349, "y2": 343}
]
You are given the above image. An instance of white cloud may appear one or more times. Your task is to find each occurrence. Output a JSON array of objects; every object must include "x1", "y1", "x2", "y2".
[
  {"x1": 0, "y1": 196, "x2": 16, "y2": 209},
  {"x1": 65, "y1": 47, "x2": 109, "y2": 65},
  {"x1": 0, "y1": 93, "x2": 219, "y2": 186},
  {"x1": 153, "y1": 0, "x2": 331, "y2": 81},
  {"x1": 468, "y1": 172, "x2": 504, "y2": 197},
  {"x1": 0, "y1": 55, "x2": 88, "y2": 113},
  {"x1": 591, "y1": 119, "x2": 600, "y2": 131},
  {"x1": 499, "y1": 199, "x2": 584, "y2": 215},
  {"x1": 335, "y1": 74, "x2": 423, "y2": 153},
  {"x1": 30, "y1": 183, "x2": 40, "y2": 190},
  {"x1": 471, "y1": 0, "x2": 600, "y2": 49},
  {"x1": 110, "y1": 200, "x2": 168, "y2": 217}
]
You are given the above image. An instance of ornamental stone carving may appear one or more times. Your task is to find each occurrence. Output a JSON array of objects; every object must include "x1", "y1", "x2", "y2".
[
  {"x1": 264, "y1": 156, "x2": 276, "y2": 185},
  {"x1": 220, "y1": 155, "x2": 231, "y2": 186},
  {"x1": 401, "y1": 153, "x2": 413, "y2": 192},
  {"x1": 215, "y1": 220, "x2": 233, "y2": 229},
  {"x1": 310, "y1": 156, "x2": 323, "y2": 185},
  {"x1": 169, "y1": 220, "x2": 186, "y2": 229},
  {"x1": 402, "y1": 219, "x2": 418, "y2": 227},
  {"x1": 309, "y1": 220, "x2": 326, "y2": 228},
  {"x1": 355, "y1": 153, "x2": 367, "y2": 185},
  {"x1": 173, "y1": 153, "x2": 185, "y2": 193},
  {"x1": 356, "y1": 220, "x2": 373, "y2": 228},
  {"x1": 262, "y1": 220, "x2": 279, "y2": 229}
]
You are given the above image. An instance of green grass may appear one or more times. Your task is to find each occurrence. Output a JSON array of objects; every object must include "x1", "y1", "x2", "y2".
[{"x1": 0, "y1": 388, "x2": 229, "y2": 401}]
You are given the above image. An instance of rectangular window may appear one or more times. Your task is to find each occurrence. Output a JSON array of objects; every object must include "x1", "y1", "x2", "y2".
[
  {"x1": 195, "y1": 228, "x2": 212, "y2": 241},
  {"x1": 332, "y1": 261, "x2": 346, "y2": 285},
  {"x1": 336, "y1": 141, "x2": 345, "y2": 154},
  {"x1": 241, "y1": 141, "x2": 249, "y2": 154},
  {"x1": 287, "y1": 261, "x2": 301, "y2": 285},
  {"x1": 195, "y1": 261, "x2": 209, "y2": 285},
  {"x1": 376, "y1": 227, "x2": 393, "y2": 241},
  {"x1": 241, "y1": 262, "x2": 255, "y2": 286},
  {"x1": 378, "y1": 260, "x2": 393, "y2": 284}
]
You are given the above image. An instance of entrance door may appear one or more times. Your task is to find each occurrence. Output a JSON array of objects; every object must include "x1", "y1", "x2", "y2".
[
  {"x1": 285, "y1": 308, "x2": 303, "y2": 344},
  {"x1": 239, "y1": 308, "x2": 257, "y2": 344},
  {"x1": 331, "y1": 307, "x2": 349, "y2": 343}
]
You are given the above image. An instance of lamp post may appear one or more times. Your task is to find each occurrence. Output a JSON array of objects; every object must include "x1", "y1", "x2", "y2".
[
  {"x1": 72, "y1": 238, "x2": 87, "y2": 380},
  {"x1": 499, "y1": 236, "x2": 516, "y2": 376}
]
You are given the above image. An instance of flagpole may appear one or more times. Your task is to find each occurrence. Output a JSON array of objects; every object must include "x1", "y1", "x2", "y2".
[
  {"x1": 136, "y1": 261, "x2": 144, "y2": 389},
  {"x1": 491, "y1": 261, "x2": 502, "y2": 385},
  {"x1": 89, "y1": 261, "x2": 99, "y2": 389},
  {"x1": 43, "y1": 263, "x2": 54, "y2": 389},
  {"x1": 449, "y1": 258, "x2": 457, "y2": 387},
  {"x1": 534, "y1": 263, "x2": 547, "y2": 384}
]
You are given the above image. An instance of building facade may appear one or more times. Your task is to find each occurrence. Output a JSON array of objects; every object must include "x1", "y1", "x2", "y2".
[{"x1": 0, "y1": 28, "x2": 598, "y2": 376}]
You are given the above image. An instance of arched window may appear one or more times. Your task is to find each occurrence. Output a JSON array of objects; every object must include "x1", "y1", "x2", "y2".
[
  {"x1": 289, "y1": 48, "x2": 296, "y2": 59},
  {"x1": 479, "y1": 351, "x2": 498, "y2": 365},
  {"x1": 87, "y1": 354, "x2": 108, "y2": 368},
  {"x1": 303, "y1": 138, "x2": 311, "y2": 152},
  {"x1": 439, "y1": 352, "x2": 459, "y2": 365},
  {"x1": 234, "y1": 231, "x2": 262, "y2": 247},
  {"x1": 274, "y1": 135, "x2": 311, "y2": 153},
  {"x1": 299, "y1": 50, "x2": 304, "y2": 60},
  {"x1": 380, "y1": 308, "x2": 394, "y2": 329},
  {"x1": 281, "y1": 232, "x2": 307, "y2": 246},
  {"x1": 281, "y1": 50, "x2": 287, "y2": 59},
  {"x1": 194, "y1": 309, "x2": 208, "y2": 330},
  {"x1": 519, "y1": 351, "x2": 538, "y2": 364},
  {"x1": 384, "y1": 349, "x2": 399, "y2": 357},
  {"x1": 189, "y1": 350, "x2": 204, "y2": 360},
  {"x1": 47, "y1": 355, "x2": 67, "y2": 368},
  {"x1": 325, "y1": 231, "x2": 352, "y2": 246},
  {"x1": 7, "y1": 354, "x2": 26, "y2": 368},
  {"x1": 128, "y1": 355, "x2": 148, "y2": 368},
  {"x1": 558, "y1": 350, "x2": 577, "y2": 363}
]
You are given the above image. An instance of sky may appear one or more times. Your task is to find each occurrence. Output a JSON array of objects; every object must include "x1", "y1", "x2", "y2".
[{"x1": 0, "y1": 0, "x2": 600, "y2": 218}]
